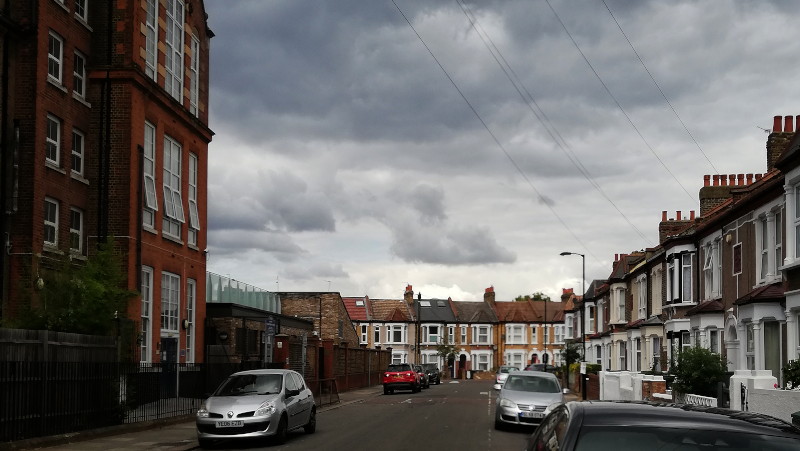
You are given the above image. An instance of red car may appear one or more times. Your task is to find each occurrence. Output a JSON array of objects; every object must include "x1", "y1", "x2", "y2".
[{"x1": 382, "y1": 363, "x2": 420, "y2": 394}]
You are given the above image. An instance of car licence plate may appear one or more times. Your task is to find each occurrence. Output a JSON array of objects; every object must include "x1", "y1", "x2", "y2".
[
  {"x1": 216, "y1": 420, "x2": 244, "y2": 428},
  {"x1": 519, "y1": 411, "x2": 544, "y2": 419}
]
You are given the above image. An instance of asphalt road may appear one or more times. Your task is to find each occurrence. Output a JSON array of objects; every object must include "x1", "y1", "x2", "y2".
[{"x1": 200, "y1": 379, "x2": 533, "y2": 451}]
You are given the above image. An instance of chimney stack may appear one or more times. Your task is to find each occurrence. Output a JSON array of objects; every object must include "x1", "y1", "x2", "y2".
[
  {"x1": 767, "y1": 115, "x2": 796, "y2": 170},
  {"x1": 483, "y1": 286, "x2": 496, "y2": 307}
]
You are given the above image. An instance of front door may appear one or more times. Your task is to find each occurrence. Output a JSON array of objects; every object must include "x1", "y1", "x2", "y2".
[
  {"x1": 764, "y1": 321, "x2": 782, "y2": 385},
  {"x1": 160, "y1": 337, "x2": 178, "y2": 397}
]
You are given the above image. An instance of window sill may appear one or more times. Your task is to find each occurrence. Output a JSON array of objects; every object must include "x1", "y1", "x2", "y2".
[
  {"x1": 162, "y1": 234, "x2": 184, "y2": 246},
  {"x1": 72, "y1": 92, "x2": 91, "y2": 108},
  {"x1": 47, "y1": 77, "x2": 68, "y2": 93},
  {"x1": 74, "y1": 14, "x2": 92, "y2": 31},
  {"x1": 71, "y1": 172, "x2": 89, "y2": 185},
  {"x1": 52, "y1": 0, "x2": 69, "y2": 13},
  {"x1": 69, "y1": 252, "x2": 87, "y2": 261},
  {"x1": 43, "y1": 245, "x2": 63, "y2": 255},
  {"x1": 46, "y1": 162, "x2": 66, "y2": 174},
  {"x1": 142, "y1": 225, "x2": 158, "y2": 235}
]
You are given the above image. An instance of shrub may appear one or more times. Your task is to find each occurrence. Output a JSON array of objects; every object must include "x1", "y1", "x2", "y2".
[
  {"x1": 783, "y1": 360, "x2": 800, "y2": 390},
  {"x1": 670, "y1": 346, "x2": 728, "y2": 398}
]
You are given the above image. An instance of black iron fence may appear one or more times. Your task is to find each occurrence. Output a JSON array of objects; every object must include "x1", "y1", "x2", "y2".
[{"x1": 0, "y1": 361, "x2": 264, "y2": 443}]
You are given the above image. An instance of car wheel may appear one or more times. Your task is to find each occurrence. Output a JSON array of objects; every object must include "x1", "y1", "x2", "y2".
[
  {"x1": 274, "y1": 415, "x2": 288, "y2": 444},
  {"x1": 198, "y1": 437, "x2": 213, "y2": 449},
  {"x1": 304, "y1": 407, "x2": 317, "y2": 434},
  {"x1": 494, "y1": 419, "x2": 505, "y2": 431},
  {"x1": 383, "y1": 385, "x2": 390, "y2": 395},
  {"x1": 413, "y1": 384, "x2": 420, "y2": 393}
]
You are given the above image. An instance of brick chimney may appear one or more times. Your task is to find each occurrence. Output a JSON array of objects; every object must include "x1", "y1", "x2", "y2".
[
  {"x1": 699, "y1": 173, "x2": 761, "y2": 216},
  {"x1": 658, "y1": 210, "x2": 695, "y2": 244},
  {"x1": 767, "y1": 115, "x2": 796, "y2": 170},
  {"x1": 560, "y1": 288, "x2": 573, "y2": 303},
  {"x1": 404, "y1": 284, "x2": 414, "y2": 307},
  {"x1": 484, "y1": 286, "x2": 496, "y2": 307}
]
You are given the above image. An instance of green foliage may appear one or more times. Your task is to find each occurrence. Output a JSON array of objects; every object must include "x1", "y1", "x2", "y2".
[
  {"x1": 669, "y1": 346, "x2": 728, "y2": 397},
  {"x1": 783, "y1": 360, "x2": 800, "y2": 390},
  {"x1": 561, "y1": 342, "x2": 583, "y2": 367},
  {"x1": 436, "y1": 334, "x2": 458, "y2": 361},
  {"x1": 515, "y1": 292, "x2": 551, "y2": 302},
  {"x1": 6, "y1": 238, "x2": 138, "y2": 335},
  {"x1": 568, "y1": 362, "x2": 601, "y2": 374}
]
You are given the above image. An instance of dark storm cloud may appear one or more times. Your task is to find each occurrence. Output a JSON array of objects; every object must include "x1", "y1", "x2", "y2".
[
  {"x1": 390, "y1": 223, "x2": 516, "y2": 265},
  {"x1": 206, "y1": 230, "x2": 305, "y2": 258}
]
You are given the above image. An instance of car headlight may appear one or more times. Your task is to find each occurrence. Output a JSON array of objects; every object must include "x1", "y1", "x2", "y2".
[
  {"x1": 499, "y1": 398, "x2": 517, "y2": 409},
  {"x1": 255, "y1": 400, "x2": 276, "y2": 417},
  {"x1": 197, "y1": 403, "x2": 209, "y2": 418}
]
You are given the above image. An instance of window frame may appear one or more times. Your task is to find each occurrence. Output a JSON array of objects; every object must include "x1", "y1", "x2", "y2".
[
  {"x1": 71, "y1": 129, "x2": 84, "y2": 176},
  {"x1": 143, "y1": 121, "x2": 158, "y2": 228},
  {"x1": 161, "y1": 271, "x2": 180, "y2": 333},
  {"x1": 145, "y1": 0, "x2": 158, "y2": 79},
  {"x1": 506, "y1": 324, "x2": 525, "y2": 344},
  {"x1": 189, "y1": 34, "x2": 200, "y2": 116},
  {"x1": 46, "y1": 115, "x2": 61, "y2": 166},
  {"x1": 164, "y1": 0, "x2": 185, "y2": 101},
  {"x1": 73, "y1": 51, "x2": 87, "y2": 98},
  {"x1": 636, "y1": 275, "x2": 647, "y2": 320},
  {"x1": 69, "y1": 207, "x2": 83, "y2": 254},
  {"x1": 162, "y1": 135, "x2": 185, "y2": 238},
  {"x1": 48, "y1": 31, "x2": 63, "y2": 84},
  {"x1": 186, "y1": 278, "x2": 196, "y2": 363},
  {"x1": 44, "y1": 197, "x2": 59, "y2": 247},
  {"x1": 140, "y1": 266, "x2": 153, "y2": 363},
  {"x1": 188, "y1": 153, "x2": 200, "y2": 245},
  {"x1": 75, "y1": 0, "x2": 88, "y2": 22}
]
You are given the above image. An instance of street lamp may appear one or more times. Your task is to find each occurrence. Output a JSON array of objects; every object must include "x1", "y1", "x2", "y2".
[{"x1": 560, "y1": 251, "x2": 586, "y2": 362}]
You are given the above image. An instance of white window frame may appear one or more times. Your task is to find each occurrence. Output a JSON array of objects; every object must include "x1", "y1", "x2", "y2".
[
  {"x1": 471, "y1": 325, "x2": 490, "y2": 345},
  {"x1": 164, "y1": 0, "x2": 184, "y2": 101},
  {"x1": 189, "y1": 35, "x2": 200, "y2": 116},
  {"x1": 775, "y1": 210, "x2": 783, "y2": 278},
  {"x1": 75, "y1": 0, "x2": 88, "y2": 22},
  {"x1": 566, "y1": 314, "x2": 573, "y2": 340},
  {"x1": 471, "y1": 351, "x2": 491, "y2": 371},
  {"x1": 48, "y1": 31, "x2": 63, "y2": 84},
  {"x1": 387, "y1": 324, "x2": 405, "y2": 344},
  {"x1": 373, "y1": 325, "x2": 380, "y2": 345},
  {"x1": 162, "y1": 135, "x2": 185, "y2": 238},
  {"x1": 448, "y1": 325, "x2": 455, "y2": 344},
  {"x1": 140, "y1": 266, "x2": 153, "y2": 363},
  {"x1": 145, "y1": 0, "x2": 158, "y2": 79},
  {"x1": 708, "y1": 328, "x2": 720, "y2": 354},
  {"x1": 69, "y1": 207, "x2": 83, "y2": 254},
  {"x1": 636, "y1": 275, "x2": 647, "y2": 320},
  {"x1": 587, "y1": 305, "x2": 595, "y2": 334},
  {"x1": 360, "y1": 325, "x2": 368, "y2": 344},
  {"x1": 506, "y1": 324, "x2": 525, "y2": 344},
  {"x1": 460, "y1": 325, "x2": 467, "y2": 344},
  {"x1": 618, "y1": 341, "x2": 627, "y2": 371},
  {"x1": 44, "y1": 197, "x2": 59, "y2": 247},
  {"x1": 681, "y1": 253, "x2": 693, "y2": 303},
  {"x1": 505, "y1": 352, "x2": 525, "y2": 370},
  {"x1": 161, "y1": 272, "x2": 180, "y2": 333},
  {"x1": 188, "y1": 153, "x2": 200, "y2": 245},
  {"x1": 531, "y1": 324, "x2": 538, "y2": 343},
  {"x1": 73, "y1": 51, "x2": 86, "y2": 98},
  {"x1": 760, "y1": 216, "x2": 770, "y2": 281},
  {"x1": 422, "y1": 324, "x2": 440, "y2": 344},
  {"x1": 143, "y1": 121, "x2": 158, "y2": 228},
  {"x1": 745, "y1": 323, "x2": 755, "y2": 370},
  {"x1": 71, "y1": 129, "x2": 84, "y2": 176},
  {"x1": 615, "y1": 287, "x2": 626, "y2": 323},
  {"x1": 554, "y1": 325, "x2": 564, "y2": 344},
  {"x1": 46, "y1": 115, "x2": 60, "y2": 166},
  {"x1": 186, "y1": 278, "x2": 195, "y2": 363}
]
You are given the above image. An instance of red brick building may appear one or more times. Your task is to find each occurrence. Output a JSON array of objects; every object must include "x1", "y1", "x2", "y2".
[{"x1": 0, "y1": 1, "x2": 213, "y2": 363}]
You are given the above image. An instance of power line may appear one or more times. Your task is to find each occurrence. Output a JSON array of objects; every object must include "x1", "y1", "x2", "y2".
[
  {"x1": 390, "y1": 0, "x2": 597, "y2": 260},
  {"x1": 602, "y1": 0, "x2": 719, "y2": 174},
  {"x1": 456, "y1": 0, "x2": 653, "y2": 248},
  {"x1": 544, "y1": 0, "x2": 696, "y2": 202}
]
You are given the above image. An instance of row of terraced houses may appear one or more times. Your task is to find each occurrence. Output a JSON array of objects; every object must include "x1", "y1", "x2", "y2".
[{"x1": 345, "y1": 119, "x2": 800, "y2": 386}]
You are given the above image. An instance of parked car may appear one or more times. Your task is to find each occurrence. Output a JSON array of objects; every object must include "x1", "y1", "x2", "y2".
[
  {"x1": 383, "y1": 363, "x2": 420, "y2": 394},
  {"x1": 524, "y1": 363, "x2": 556, "y2": 373},
  {"x1": 494, "y1": 371, "x2": 565, "y2": 429},
  {"x1": 421, "y1": 363, "x2": 441, "y2": 385},
  {"x1": 495, "y1": 365, "x2": 519, "y2": 385},
  {"x1": 414, "y1": 364, "x2": 430, "y2": 389},
  {"x1": 196, "y1": 369, "x2": 315, "y2": 447},
  {"x1": 526, "y1": 400, "x2": 800, "y2": 451}
]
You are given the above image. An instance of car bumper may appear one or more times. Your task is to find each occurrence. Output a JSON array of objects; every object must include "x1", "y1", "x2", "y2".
[
  {"x1": 495, "y1": 405, "x2": 547, "y2": 426},
  {"x1": 196, "y1": 414, "x2": 280, "y2": 439},
  {"x1": 383, "y1": 381, "x2": 416, "y2": 389}
]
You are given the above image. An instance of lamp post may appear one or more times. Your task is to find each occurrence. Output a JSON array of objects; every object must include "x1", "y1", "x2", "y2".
[{"x1": 560, "y1": 251, "x2": 586, "y2": 361}]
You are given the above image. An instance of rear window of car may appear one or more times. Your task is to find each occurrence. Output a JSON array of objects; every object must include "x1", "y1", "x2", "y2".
[
  {"x1": 387, "y1": 364, "x2": 411, "y2": 372},
  {"x1": 504, "y1": 375, "x2": 560, "y2": 393},
  {"x1": 575, "y1": 426, "x2": 800, "y2": 451}
]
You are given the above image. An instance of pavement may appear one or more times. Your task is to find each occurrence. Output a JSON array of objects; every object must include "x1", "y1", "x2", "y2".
[{"x1": 3, "y1": 381, "x2": 582, "y2": 451}]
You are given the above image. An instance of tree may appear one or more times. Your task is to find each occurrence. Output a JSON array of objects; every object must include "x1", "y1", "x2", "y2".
[
  {"x1": 515, "y1": 292, "x2": 551, "y2": 302},
  {"x1": 561, "y1": 341, "x2": 583, "y2": 367},
  {"x1": 436, "y1": 334, "x2": 458, "y2": 370},
  {"x1": 670, "y1": 346, "x2": 728, "y2": 397},
  {"x1": 6, "y1": 238, "x2": 138, "y2": 335}
]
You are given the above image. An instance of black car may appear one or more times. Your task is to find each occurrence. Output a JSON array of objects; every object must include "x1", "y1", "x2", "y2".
[
  {"x1": 421, "y1": 363, "x2": 441, "y2": 385},
  {"x1": 413, "y1": 364, "x2": 430, "y2": 389},
  {"x1": 527, "y1": 401, "x2": 800, "y2": 451}
]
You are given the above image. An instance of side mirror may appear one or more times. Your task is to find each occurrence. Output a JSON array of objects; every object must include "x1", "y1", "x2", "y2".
[
  {"x1": 562, "y1": 388, "x2": 570, "y2": 394},
  {"x1": 286, "y1": 388, "x2": 300, "y2": 398},
  {"x1": 493, "y1": 383, "x2": 502, "y2": 391}
]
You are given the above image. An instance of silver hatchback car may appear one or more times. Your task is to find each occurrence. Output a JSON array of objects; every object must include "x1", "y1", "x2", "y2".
[
  {"x1": 494, "y1": 371, "x2": 565, "y2": 429},
  {"x1": 196, "y1": 369, "x2": 316, "y2": 447}
]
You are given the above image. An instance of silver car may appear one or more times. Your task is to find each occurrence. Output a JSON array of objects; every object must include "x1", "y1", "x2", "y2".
[
  {"x1": 495, "y1": 365, "x2": 519, "y2": 385},
  {"x1": 494, "y1": 371, "x2": 565, "y2": 429},
  {"x1": 196, "y1": 369, "x2": 316, "y2": 447}
]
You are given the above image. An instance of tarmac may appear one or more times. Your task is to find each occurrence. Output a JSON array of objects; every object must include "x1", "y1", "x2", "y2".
[{"x1": 2, "y1": 381, "x2": 581, "y2": 451}]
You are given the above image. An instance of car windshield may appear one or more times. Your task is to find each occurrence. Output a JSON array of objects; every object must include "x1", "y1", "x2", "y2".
[
  {"x1": 215, "y1": 373, "x2": 283, "y2": 396},
  {"x1": 499, "y1": 366, "x2": 516, "y2": 373},
  {"x1": 574, "y1": 426, "x2": 800, "y2": 451},
  {"x1": 503, "y1": 375, "x2": 560, "y2": 393},
  {"x1": 388, "y1": 364, "x2": 411, "y2": 372}
]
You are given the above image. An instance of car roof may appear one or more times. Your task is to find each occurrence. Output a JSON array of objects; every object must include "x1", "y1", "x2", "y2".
[
  {"x1": 569, "y1": 401, "x2": 800, "y2": 438},
  {"x1": 509, "y1": 370, "x2": 556, "y2": 379},
  {"x1": 232, "y1": 369, "x2": 295, "y2": 376}
]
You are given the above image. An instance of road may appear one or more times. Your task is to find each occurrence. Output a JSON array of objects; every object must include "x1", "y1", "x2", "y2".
[{"x1": 202, "y1": 379, "x2": 533, "y2": 450}]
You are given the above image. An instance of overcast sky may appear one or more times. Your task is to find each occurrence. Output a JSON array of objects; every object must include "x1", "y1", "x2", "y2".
[{"x1": 202, "y1": 0, "x2": 799, "y2": 303}]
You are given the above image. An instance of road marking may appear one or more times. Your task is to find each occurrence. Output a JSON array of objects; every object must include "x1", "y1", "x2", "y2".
[
  {"x1": 480, "y1": 391, "x2": 489, "y2": 395},
  {"x1": 401, "y1": 398, "x2": 412, "y2": 403}
]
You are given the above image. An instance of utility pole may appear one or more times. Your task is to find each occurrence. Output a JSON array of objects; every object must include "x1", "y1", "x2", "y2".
[{"x1": 416, "y1": 293, "x2": 421, "y2": 364}]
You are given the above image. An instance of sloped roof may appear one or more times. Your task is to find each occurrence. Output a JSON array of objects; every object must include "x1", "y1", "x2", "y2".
[
  {"x1": 342, "y1": 297, "x2": 369, "y2": 321},
  {"x1": 735, "y1": 283, "x2": 785, "y2": 306},
  {"x1": 452, "y1": 301, "x2": 497, "y2": 323},
  {"x1": 493, "y1": 300, "x2": 537, "y2": 322},
  {"x1": 414, "y1": 298, "x2": 456, "y2": 322},
  {"x1": 369, "y1": 299, "x2": 413, "y2": 321},
  {"x1": 686, "y1": 300, "x2": 725, "y2": 316}
]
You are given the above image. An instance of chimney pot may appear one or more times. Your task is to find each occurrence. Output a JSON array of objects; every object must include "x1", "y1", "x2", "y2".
[
  {"x1": 721, "y1": 175, "x2": 727, "y2": 186},
  {"x1": 786, "y1": 116, "x2": 794, "y2": 133},
  {"x1": 713, "y1": 175, "x2": 720, "y2": 186},
  {"x1": 676, "y1": 210, "x2": 681, "y2": 220},
  {"x1": 690, "y1": 210, "x2": 695, "y2": 220},
  {"x1": 774, "y1": 116, "x2": 783, "y2": 132},
  {"x1": 704, "y1": 175, "x2": 710, "y2": 187},
  {"x1": 737, "y1": 174, "x2": 745, "y2": 186},
  {"x1": 662, "y1": 211, "x2": 667, "y2": 221},
  {"x1": 756, "y1": 173, "x2": 763, "y2": 181},
  {"x1": 746, "y1": 173, "x2": 753, "y2": 184}
]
